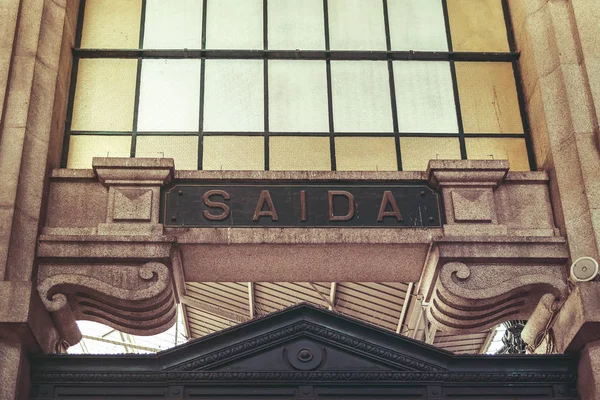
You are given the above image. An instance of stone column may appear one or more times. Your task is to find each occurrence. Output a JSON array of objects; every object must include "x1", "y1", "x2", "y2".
[{"x1": 507, "y1": 3, "x2": 600, "y2": 397}]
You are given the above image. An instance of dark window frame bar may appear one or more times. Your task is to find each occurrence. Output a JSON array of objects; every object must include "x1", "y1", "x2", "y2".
[
  {"x1": 382, "y1": 0, "x2": 402, "y2": 171},
  {"x1": 441, "y1": 0, "x2": 467, "y2": 160},
  {"x1": 72, "y1": 48, "x2": 520, "y2": 62},
  {"x1": 263, "y1": 0, "x2": 270, "y2": 171},
  {"x1": 502, "y1": 0, "x2": 536, "y2": 171},
  {"x1": 69, "y1": 131, "x2": 528, "y2": 139},
  {"x1": 197, "y1": 0, "x2": 208, "y2": 170},
  {"x1": 60, "y1": 0, "x2": 535, "y2": 173},
  {"x1": 323, "y1": 0, "x2": 337, "y2": 171},
  {"x1": 129, "y1": 0, "x2": 147, "y2": 158}
]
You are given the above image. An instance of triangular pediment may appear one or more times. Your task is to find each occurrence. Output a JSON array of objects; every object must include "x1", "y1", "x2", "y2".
[
  {"x1": 161, "y1": 303, "x2": 449, "y2": 373},
  {"x1": 30, "y1": 303, "x2": 578, "y2": 397}
]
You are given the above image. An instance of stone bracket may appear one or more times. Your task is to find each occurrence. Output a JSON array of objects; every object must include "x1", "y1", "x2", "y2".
[
  {"x1": 427, "y1": 261, "x2": 568, "y2": 333},
  {"x1": 37, "y1": 262, "x2": 177, "y2": 346},
  {"x1": 417, "y1": 236, "x2": 570, "y2": 334}
]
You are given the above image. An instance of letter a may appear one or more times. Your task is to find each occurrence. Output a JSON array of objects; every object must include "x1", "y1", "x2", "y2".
[
  {"x1": 377, "y1": 191, "x2": 403, "y2": 222},
  {"x1": 253, "y1": 190, "x2": 279, "y2": 221}
]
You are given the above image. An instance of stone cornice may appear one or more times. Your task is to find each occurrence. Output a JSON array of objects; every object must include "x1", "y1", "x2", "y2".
[
  {"x1": 93, "y1": 157, "x2": 174, "y2": 187},
  {"x1": 427, "y1": 160, "x2": 509, "y2": 188}
]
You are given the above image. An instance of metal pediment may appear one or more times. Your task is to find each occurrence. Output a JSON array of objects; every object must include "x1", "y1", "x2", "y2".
[
  {"x1": 165, "y1": 320, "x2": 446, "y2": 374},
  {"x1": 31, "y1": 304, "x2": 578, "y2": 399}
]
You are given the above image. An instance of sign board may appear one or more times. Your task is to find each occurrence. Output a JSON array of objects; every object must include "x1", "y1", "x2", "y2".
[{"x1": 162, "y1": 183, "x2": 442, "y2": 228}]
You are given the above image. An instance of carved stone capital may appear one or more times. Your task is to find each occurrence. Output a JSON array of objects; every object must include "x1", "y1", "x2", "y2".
[
  {"x1": 427, "y1": 262, "x2": 568, "y2": 334},
  {"x1": 427, "y1": 160, "x2": 512, "y2": 236},
  {"x1": 92, "y1": 157, "x2": 174, "y2": 235},
  {"x1": 37, "y1": 262, "x2": 177, "y2": 346}
]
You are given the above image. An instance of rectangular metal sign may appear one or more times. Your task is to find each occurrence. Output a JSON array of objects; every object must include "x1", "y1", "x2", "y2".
[{"x1": 162, "y1": 183, "x2": 442, "y2": 228}]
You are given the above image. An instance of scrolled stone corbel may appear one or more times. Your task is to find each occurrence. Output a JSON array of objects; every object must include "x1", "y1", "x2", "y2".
[
  {"x1": 37, "y1": 262, "x2": 177, "y2": 343},
  {"x1": 427, "y1": 262, "x2": 568, "y2": 334}
]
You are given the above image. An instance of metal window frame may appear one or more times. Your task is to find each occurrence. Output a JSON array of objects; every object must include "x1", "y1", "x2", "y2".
[{"x1": 60, "y1": 0, "x2": 535, "y2": 172}]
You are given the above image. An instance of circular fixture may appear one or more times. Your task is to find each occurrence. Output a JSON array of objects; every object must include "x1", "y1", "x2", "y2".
[{"x1": 570, "y1": 257, "x2": 599, "y2": 282}]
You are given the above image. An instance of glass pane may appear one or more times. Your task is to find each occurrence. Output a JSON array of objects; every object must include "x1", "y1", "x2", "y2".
[
  {"x1": 205, "y1": 0, "x2": 263, "y2": 50},
  {"x1": 328, "y1": 0, "x2": 386, "y2": 50},
  {"x1": 270, "y1": 137, "x2": 330, "y2": 170},
  {"x1": 456, "y1": 62, "x2": 523, "y2": 133},
  {"x1": 71, "y1": 59, "x2": 138, "y2": 131},
  {"x1": 331, "y1": 61, "x2": 393, "y2": 132},
  {"x1": 80, "y1": 0, "x2": 142, "y2": 49},
  {"x1": 394, "y1": 61, "x2": 457, "y2": 133},
  {"x1": 203, "y1": 60, "x2": 264, "y2": 132},
  {"x1": 465, "y1": 137, "x2": 530, "y2": 171},
  {"x1": 268, "y1": 0, "x2": 325, "y2": 50},
  {"x1": 67, "y1": 135, "x2": 131, "y2": 169},
  {"x1": 203, "y1": 136, "x2": 264, "y2": 170},
  {"x1": 136, "y1": 136, "x2": 198, "y2": 170},
  {"x1": 269, "y1": 61, "x2": 329, "y2": 132},
  {"x1": 447, "y1": 0, "x2": 509, "y2": 52},
  {"x1": 400, "y1": 137, "x2": 461, "y2": 171},
  {"x1": 388, "y1": 0, "x2": 448, "y2": 51},
  {"x1": 143, "y1": 0, "x2": 202, "y2": 49},
  {"x1": 335, "y1": 137, "x2": 397, "y2": 171},
  {"x1": 137, "y1": 59, "x2": 201, "y2": 132}
]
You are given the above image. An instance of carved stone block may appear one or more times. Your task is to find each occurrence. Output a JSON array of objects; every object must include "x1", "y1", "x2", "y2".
[
  {"x1": 93, "y1": 157, "x2": 174, "y2": 236},
  {"x1": 451, "y1": 189, "x2": 494, "y2": 222},
  {"x1": 112, "y1": 188, "x2": 153, "y2": 222}
]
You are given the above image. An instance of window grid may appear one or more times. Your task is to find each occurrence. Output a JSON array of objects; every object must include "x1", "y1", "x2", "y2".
[
  {"x1": 442, "y1": 0, "x2": 467, "y2": 160},
  {"x1": 61, "y1": 0, "x2": 535, "y2": 172}
]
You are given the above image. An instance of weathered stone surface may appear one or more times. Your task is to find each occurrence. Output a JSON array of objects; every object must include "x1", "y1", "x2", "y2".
[
  {"x1": 45, "y1": 176, "x2": 108, "y2": 229},
  {"x1": 181, "y1": 242, "x2": 429, "y2": 283},
  {"x1": 509, "y1": 0, "x2": 600, "y2": 264},
  {"x1": 550, "y1": 282, "x2": 600, "y2": 354},
  {"x1": 578, "y1": 340, "x2": 600, "y2": 400},
  {"x1": 0, "y1": 341, "x2": 28, "y2": 400},
  {"x1": 0, "y1": 0, "x2": 19, "y2": 123},
  {"x1": 450, "y1": 190, "x2": 493, "y2": 222}
]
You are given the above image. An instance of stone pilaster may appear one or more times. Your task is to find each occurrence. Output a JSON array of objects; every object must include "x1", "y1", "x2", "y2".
[
  {"x1": 0, "y1": 341, "x2": 29, "y2": 400},
  {"x1": 0, "y1": 0, "x2": 79, "y2": 398}
]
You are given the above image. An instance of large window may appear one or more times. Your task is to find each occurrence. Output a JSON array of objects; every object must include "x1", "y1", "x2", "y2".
[{"x1": 63, "y1": 0, "x2": 533, "y2": 171}]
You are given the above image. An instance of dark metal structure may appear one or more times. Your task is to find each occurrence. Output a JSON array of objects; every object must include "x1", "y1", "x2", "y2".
[{"x1": 31, "y1": 304, "x2": 577, "y2": 399}]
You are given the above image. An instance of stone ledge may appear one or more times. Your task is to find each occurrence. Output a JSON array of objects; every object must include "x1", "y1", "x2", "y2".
[
  {"x1": 167, "y1": 227, "x2": 442, "y2": 244},
  {"x1": 434, "y1": 236, "x2": 569, "y2": 262},
  {"x1": 427, "y1": 160, "x2": 510, "y2": 188},
  {"x1": 37, "y1": 236, "x2": 172, "y2": 260},
  {"x1": 92, "y1": 157, "x2": 174, "y2": 187}
]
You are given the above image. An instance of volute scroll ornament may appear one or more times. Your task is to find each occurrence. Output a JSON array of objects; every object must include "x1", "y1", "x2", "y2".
[
  {"x1": 427, "y1": 262, "x2": 569, "y2": 334},
  {"x1": 37, "y1": 262, "x2": 177, "y2": 347}
]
